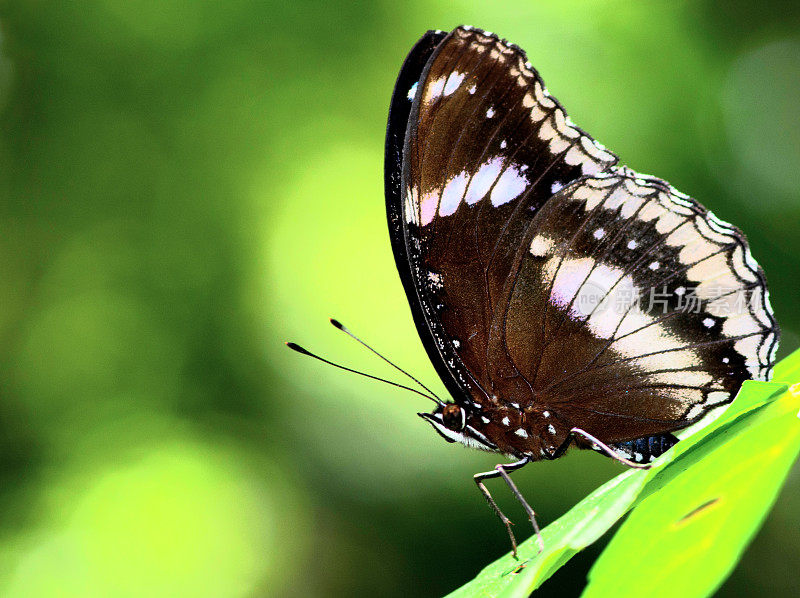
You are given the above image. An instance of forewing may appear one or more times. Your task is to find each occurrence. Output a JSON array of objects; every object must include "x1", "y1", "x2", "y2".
[{"x1": 392, "y1": 26, "x2": 617, "y2": 405}]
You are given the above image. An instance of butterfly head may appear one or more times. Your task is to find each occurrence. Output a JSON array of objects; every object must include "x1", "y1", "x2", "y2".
[{"x1": 418, "y1": 403, "x2": 498, "y2": 452}]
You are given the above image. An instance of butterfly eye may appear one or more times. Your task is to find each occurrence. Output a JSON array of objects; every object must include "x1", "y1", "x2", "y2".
[{"x1": 442, "y1": 404, "x2": 465, "y2": 431}]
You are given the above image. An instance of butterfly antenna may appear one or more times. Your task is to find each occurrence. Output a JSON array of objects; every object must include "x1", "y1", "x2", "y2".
[
  {"x1": 329, "y1": 318, "x2": 443, "y2": 403},
  {"x1": 285, "y1": 342, "x2": 442, "y2": 405}
]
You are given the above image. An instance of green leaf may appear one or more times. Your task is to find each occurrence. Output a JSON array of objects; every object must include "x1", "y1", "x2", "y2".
[
  {"x1": 583, "y1": 357, "x2": 800, "y2": 598},
  {"x1": 445, "y1": 349, "x2": 800, "y2": 598},
  {"x1": 446, "y1": 468, "x2": 649, "y2": 598}
]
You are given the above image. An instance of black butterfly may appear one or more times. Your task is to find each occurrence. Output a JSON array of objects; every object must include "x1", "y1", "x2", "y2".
[{"x1": 382, "y1": 26, "x2": 779, "y2": 554}]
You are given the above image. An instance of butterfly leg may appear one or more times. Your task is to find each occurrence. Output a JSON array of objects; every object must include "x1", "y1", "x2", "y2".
[
  {"x1": 474, "y1": 472, "x2": 518, "y2": 557},
  {"x1": 570, "y1": 427, "x2": 651, "y2": 469},
  {"x1": 474, "y1": 457, "x2": 542, "y2": 557}
]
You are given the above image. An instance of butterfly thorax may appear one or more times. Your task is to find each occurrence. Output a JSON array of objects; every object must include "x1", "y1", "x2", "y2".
[{"x1": 422, "y1": 399, "x2": 573, "y2": 460}]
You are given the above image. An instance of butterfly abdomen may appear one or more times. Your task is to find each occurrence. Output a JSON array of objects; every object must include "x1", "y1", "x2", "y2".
[{"x1": 608, "y1": 433, "x2": 680, "y2": 464}]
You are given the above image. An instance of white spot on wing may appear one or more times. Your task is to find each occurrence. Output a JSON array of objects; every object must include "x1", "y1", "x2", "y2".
[
  {"x1": 515, "y1": 428, "x2": 528, "y2": 438},
  {"x1": 490, "y1": 165, "x2": 528, "y2": 207},
  {"x1": 548, "y1": 258, "x2": 641, "y2": 335},
  {"x1": 686, "y1": 404, "x2": 705, "y2": 420},
  {"x1": 407, "y1": 82, "x2": 418, "y2": 101},
  {"x1": 580, "y1": 135, "x2": 615, "y2": 162},
  {"x1": 419, "y1": 190, "x2": 438, "y2": 226},
  {"x1": 439, "y1": 171, "x2": 469, "y2": 216},
  {"x1": 427, "y1": 76, "x2": 446, "y2": 102},
  {"x1": 707, "y1": 391, "x2": 729, "y2": 405},
  {"x1": 443, "y1": 71, "x2": 465, "y2": 96},
  {"x1": 548, "y1": 257, "x2": 595, "y2": 312},
  {"x1": 465, "y1": 157, "x2": 503, "y2": 204},
  {"x1": 530, "y1": 235, "x2": 554, "y2": 257},
  {"x1": 534, "y1": 80, "x2": 555, "y2": 108},
  {"x1": 554, "y1": 109, "x2": 579, "y2": 139}
]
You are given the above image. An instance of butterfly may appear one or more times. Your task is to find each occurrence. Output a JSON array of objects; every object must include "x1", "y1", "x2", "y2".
[{"x1": 382, "y1": 26, "x2": 779, "y2": 555}]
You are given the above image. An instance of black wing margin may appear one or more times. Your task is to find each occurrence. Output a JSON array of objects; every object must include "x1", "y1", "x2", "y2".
[{"x1": 385, "y1": 29, "x2": 470, "y2": 402}]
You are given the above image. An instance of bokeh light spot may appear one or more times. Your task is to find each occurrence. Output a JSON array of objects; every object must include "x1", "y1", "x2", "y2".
[{"x1": 2, "y1": 439, "x2": 306, "y2": 597}]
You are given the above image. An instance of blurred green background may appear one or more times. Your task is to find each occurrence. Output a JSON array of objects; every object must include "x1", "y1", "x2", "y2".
[{"x1": 0, "y1": 1, "x2": 797, "y2": 596}]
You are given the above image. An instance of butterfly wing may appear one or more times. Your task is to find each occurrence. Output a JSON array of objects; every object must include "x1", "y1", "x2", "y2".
[
  {"x1": 386, "y1": 26, "x2": 617, "y2": 409},
  {"x1": 508, "y1": 173, "x2": 778, "y2": 446},
  {"x1": 386, "y1": 26, "x2": 779, "y2": 458}
]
